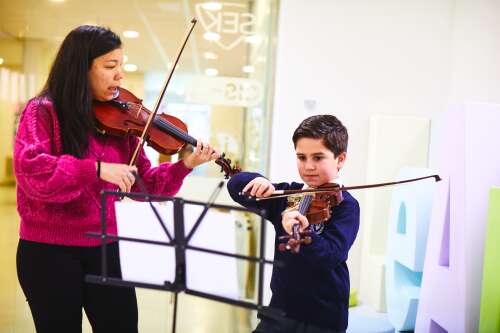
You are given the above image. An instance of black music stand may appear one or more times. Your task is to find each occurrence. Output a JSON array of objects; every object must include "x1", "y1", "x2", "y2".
[{"x1": 85, "y1": 177, "x2": 282, "y2": 333}]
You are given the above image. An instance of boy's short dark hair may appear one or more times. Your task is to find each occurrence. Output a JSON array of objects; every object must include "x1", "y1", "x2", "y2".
[{"x1": 292, "y1": 115, "x2": 348, "y2": 157}]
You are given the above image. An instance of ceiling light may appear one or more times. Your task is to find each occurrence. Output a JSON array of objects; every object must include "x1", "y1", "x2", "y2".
[
  {"x1": 242, "y1": 65, "x2": 254, "y2": 73},
  {"x1": 203, "y1": 32, "x2": 220, "y2": 41},
  {"x1": 158, "y1": 2, "x2": 181, "y2": 12},
  {"x1": 49, "y1": 0, "x2": 65, "y2": 3},
  {"x1": 205, "y1": 68, "x2": 218, "y2": 76},
  {"x1": 123, "y1": 55, "x2": 128, "y2": 63},
  {"x1": 203, "y1": 52, "x2": 218, "y2": 60},
  {"x1": 0, "y1": 58, "x2": 4, "y2": 65},
  {"x1": 123, "y1": 30, "x2": 140, "y2": 38},
  {"x1": 124, "y1": 64, "x2": 138, "y2": 72},
  {"x1": 245, "y1": 35, "x2": 261, "y2": 44},
  {"x1": 201, "y1": 2, "x2": 222, "y2": 11}
]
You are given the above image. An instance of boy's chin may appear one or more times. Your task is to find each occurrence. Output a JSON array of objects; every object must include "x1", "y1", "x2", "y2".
[{"x1": 302, "y1": 179, "x2": 321, "y2": 188}]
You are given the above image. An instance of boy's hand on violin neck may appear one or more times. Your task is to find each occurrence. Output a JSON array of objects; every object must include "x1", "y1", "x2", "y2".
[
  {"x1": 98, "y1": 162, "x2": 137, "y2": 193},
  {"x1": 182, "y1": 141, "x2": 220, "y2": 169},
  {"x1": 282, "y1": 211, "x2": 309, "y2": 235},
  {"x1": 242, "y1": 177, "x2": 275, "y2": 198}
]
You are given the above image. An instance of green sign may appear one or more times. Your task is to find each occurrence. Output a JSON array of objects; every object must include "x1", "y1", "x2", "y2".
[{"x1": 479, "y1": 187, "x2": 500, "y2": 332}]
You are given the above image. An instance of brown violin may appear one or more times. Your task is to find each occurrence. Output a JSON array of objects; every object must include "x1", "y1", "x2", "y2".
[
  {"x1": 255, "y1": 175, "x2": 441, "y2": 200},
  {"x1": 278, "y1": 183, "x2": 343, "y2": 253},
  {"x1": 93, "y1": 18, "x2": 240, "y2": 179},
  {"x1": 244, "y1": 174, "x2": 441, "y2": 253},
  {"x1": 93, "y1": 87, "x2": 241, "y2": 178}
]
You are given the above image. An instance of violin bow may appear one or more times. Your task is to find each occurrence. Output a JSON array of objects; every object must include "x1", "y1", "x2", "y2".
[
  {"x1": 128, "y1": 18, "x2": 198, "y2": 167},
  {"x1": 244, "y1": 174, "x2": 442, "y2": 201}
]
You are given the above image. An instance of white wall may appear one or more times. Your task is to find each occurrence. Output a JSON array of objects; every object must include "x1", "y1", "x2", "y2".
[
  {"x1": 449, "y1": 1, "x2": 500, "y2": 104},
  {"x1": 269, "y1": 0, "x2": 500, "y2": 319}
]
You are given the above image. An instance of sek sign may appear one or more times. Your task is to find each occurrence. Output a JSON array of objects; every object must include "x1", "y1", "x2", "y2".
[
  {"x1": 186, "y1": 76, "x2": 263, "y2": 107},
  {"x1": 195, "y1": 2, "x2": 256, "y2": 50}
]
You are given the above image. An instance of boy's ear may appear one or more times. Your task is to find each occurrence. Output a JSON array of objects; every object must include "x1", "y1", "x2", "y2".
[{"x1": 337, "y1": 152, "x2": 347, "y2": 169}]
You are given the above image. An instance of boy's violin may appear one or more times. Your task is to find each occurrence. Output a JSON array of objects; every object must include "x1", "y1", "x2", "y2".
[
  {"x1": 243, "y1": 174, "x2": 441, "y2": 253},
  {"x1": 253, "y1": 175, "x2": 441, "y2": 201},
  {"x1": 278, "y1": 183, "x2": 344, "y2": 253}
]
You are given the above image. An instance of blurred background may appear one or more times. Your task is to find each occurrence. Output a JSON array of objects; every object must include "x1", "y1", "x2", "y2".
[{"x1": 0, "y1": 0, "x2": 278, "y2": 332}]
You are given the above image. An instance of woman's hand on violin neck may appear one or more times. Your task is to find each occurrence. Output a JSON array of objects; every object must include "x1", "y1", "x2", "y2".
[
  {"x1": 282, "y1": 211, "x2": 309, "y2": 235},
  {"x1": 98, "y1": 162, "x2": 137, "y2": 193},
  {"x1": 182, "y1": 141, "x2": 220, "y2": 169},
  {"x1": 242, "y1": 177, "x2": 275, "y2": 198}
]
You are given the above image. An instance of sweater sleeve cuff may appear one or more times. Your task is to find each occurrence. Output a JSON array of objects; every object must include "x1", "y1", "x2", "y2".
[
  {"x1": 168, "y1": 159, "x2": 193, "y2": 179},
  {"x1": 77, "y1": 158, "x2": 99, "y2": 184}
]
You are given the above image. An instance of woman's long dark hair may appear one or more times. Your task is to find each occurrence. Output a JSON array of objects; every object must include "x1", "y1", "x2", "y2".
[{"x1": 41, "y1": 25, "x2": 121, "y2": 157}]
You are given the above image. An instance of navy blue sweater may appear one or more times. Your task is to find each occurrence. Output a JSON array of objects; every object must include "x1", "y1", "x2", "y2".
[{"x1": 227, "y1": 172, "x2": 360, "y2": 330}]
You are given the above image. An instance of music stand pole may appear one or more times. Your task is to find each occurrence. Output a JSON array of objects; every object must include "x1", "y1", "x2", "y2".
[
  {"x1": 171, "y1": 197, "x2": 186, "y2": 333},
  {"x1": 172, "y1": 292, "x2": 179, "y2": 333}
]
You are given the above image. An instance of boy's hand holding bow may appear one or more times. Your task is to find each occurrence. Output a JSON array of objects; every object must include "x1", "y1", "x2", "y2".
[
  {"x1": 242, "y1": 177, "x2": 275, "y2": 198},
  {"x1": 243, "y1": 177, "x2": 310, "y2": 236}
]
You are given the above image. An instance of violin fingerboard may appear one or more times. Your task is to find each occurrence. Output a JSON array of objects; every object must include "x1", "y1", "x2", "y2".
[{"x1": 298, "y1": 195, "x2": 314, "y2": 215}]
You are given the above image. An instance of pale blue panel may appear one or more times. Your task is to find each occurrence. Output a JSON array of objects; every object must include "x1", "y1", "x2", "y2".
[
  {"x1": 348, "y1": 309, "x2": 395, "y2": 333},
  {"x1": 385, "y1": 167, "x2": 437, "y2": 330}
]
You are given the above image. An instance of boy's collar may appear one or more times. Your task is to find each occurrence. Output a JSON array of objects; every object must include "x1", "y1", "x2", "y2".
[
  {"x1": 302, "y1": 176, "x2": 343, "y2": 189},
  {"x1": 334, "y1": 176, "x2": 344, "y2": 187}
]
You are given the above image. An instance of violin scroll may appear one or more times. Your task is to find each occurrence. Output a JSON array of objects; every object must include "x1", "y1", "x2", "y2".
[{"x1": 214, "y1": 153, "x2": 241, "y2": 179}]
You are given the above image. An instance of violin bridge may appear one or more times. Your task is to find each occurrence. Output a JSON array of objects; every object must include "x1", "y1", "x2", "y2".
[{"x1": 286, "y1": 195, "x2": 302, "y2": 207}]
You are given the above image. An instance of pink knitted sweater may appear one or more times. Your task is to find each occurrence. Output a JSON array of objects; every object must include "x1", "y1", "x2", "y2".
[{"x1": 14, "y1": 96, "x2": 192, "y2": 246}]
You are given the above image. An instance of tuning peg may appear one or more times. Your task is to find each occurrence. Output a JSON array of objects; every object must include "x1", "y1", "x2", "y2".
[{"x1": 302, "y1": 236, "x2": 312, "y2": 245}]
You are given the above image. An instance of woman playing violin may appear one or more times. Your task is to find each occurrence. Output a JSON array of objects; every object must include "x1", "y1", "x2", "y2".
[
  {"x1": 14, "y1": 25, "x2": 218, "y2": 333},
  {"x1": 227, "y1": 115, "x2": 360, "y2": 333}
]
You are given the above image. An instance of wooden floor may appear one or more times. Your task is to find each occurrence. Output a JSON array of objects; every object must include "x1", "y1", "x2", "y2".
[{"x1": 0, "y1": 185, "x2": 255, "y2": 333}]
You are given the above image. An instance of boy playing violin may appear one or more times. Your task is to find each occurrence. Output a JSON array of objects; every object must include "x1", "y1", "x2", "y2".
[{"x1": 227, "y1": 115, "x2": 360, "y2": 333}]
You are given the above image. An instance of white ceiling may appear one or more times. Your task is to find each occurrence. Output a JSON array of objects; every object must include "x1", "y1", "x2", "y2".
[{"x1": 0, "y1": 0, "x2": 254, "y2": 76}]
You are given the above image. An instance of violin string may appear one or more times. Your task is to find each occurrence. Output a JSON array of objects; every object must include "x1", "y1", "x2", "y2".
[
  {"x1": 256, "y1": 189, "x2": 341, "y2": 201},
  {"x1": 298, "y1": 195, "x2": 313, "y2": 215},
  {"x1": 125, "y1": 101, "x2": 194, "y2": 143},
  {"x1": 123, "y1": 101, "x2": 229, "y2": 165},
  {"x1": 155, "y1": 118, "x2": 196, "y2": 144},
  {"x1": 126, "y1": 103, "x2": 147, "y2": 121}
]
